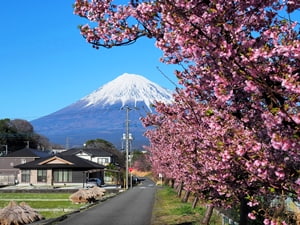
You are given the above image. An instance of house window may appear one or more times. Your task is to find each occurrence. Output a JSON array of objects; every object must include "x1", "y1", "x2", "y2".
[
  {"x1": 21, "y1": 170, "x2": 30, "y2": 183},
  {"x1": 53, "y1": 169, "x2": 72, "y2": 183},
  {"x1": 98, "y1": 158, "x2": 109, "y2": 165},
  {"x1": 37, "y1": 169, "x2": 47, "y2": 182}
]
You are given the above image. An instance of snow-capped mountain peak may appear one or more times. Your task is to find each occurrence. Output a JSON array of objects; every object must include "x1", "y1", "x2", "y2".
[
  {"x1": 82, "y1": 73, "x2": 173, "y2": 110},
  {"x1": 31, "y1": 73, "x2": 174, "y2": 147}
]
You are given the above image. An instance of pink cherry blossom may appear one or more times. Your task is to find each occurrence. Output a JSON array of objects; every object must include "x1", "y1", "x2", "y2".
[
  {"x1": 248, "y1": 212, "x2": 256, "y2": 220},
  {"x1": 74, "y1": 0, "x2": 300, "y2": 223}
]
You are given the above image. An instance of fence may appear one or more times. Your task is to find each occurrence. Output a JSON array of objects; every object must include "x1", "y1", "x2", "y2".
[{"x1": 221, "y1": 213, "x2": 239, "y2": 225}]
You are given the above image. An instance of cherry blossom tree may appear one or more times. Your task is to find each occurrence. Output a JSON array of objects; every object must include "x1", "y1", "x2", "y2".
[
  {"x1": 74, "y1": 1, "x2": 300, "y2": 224},
  {"x1": 143, "y1": 91, "x2": 298, "y2": 224},
  {"x1": 131, "y1": 151, "x2": 151, "y2": 171}
]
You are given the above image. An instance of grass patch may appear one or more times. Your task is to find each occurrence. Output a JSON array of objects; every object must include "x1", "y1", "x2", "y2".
[
  {"x1": 0, "y1": 200, "x2": 80, "y2": 209},
  {"x1": 39, "y1": 211, "x2": 68, "y2": 219},
  {"x1": 152, "y1": 186, "x2": 222, "y2": 225},
  {"x1": 0, "y1": 192, "x2": 86, "y2": 219},
  {"x1": 170, "y1": 205, "x2": 202, "y2": 216},
  {"x1": 0, "y1": 193, "x2": 71, "y2": 199}
]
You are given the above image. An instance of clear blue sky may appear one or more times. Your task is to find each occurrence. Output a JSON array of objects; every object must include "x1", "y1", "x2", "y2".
[
  {"x1": 0, "y1": 0, "x2": 178, "y2": 121},
  {"x1": 1, "y1": 1, "x2": 299, "y2": 121}
]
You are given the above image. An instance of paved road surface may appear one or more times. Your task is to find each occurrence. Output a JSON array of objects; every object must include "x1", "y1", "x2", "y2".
[{"x1": 56, "y1": 178, "x2": 156, "y2": 225}]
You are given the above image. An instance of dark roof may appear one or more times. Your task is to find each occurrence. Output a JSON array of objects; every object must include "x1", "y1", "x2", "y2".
[
  {"x1": 14, "y1": 154, "x2": 105, "y2": 170},
  {"x1": 4, "y1": 148, "x2": 51, "y2": 158},
  {"x1": 61, "y1": 148, "x2": 115, "y2": 157}
]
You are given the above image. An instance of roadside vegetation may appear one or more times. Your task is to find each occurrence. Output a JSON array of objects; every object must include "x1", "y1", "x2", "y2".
[
  {"x1": 132, "y1": 171, "x2": 222, "y2": 224},
  {"x1": 0, "y1": 182, "x2": 222, "y2": 224},
  {"x1": 152, "y1": 186, "x2": 222, "y2": 225},
  {"x1": 0, "y1": 192, "x2": 85, "y2": 219}
]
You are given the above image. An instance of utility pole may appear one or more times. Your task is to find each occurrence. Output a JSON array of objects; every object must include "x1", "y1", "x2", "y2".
[
  {"x1": 125, "y1": 106, "x2": 130, "y2": 190},
  {"x1": 128, "y1": 133, "x2": 133, "y2": 189},
  {"x1": 66, "y1": 137, "x2": 69, "y2": 150},
  {"x1": 122, "y1": 106, "x2": 131, "y2": 190}
]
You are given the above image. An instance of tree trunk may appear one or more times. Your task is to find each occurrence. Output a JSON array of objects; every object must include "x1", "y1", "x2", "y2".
[
  {"x1": 177, "y1": 182, "x2": 183, "y2": 197},
  {"x1": 174, "y1": 182, "x2": 179, "y2": 190},
  {"x1": 239, "y1": 198, "x2": 249, "y2": 225},
  {"x1": 171, "y1": 179, "x2": 175, "y2": 188},
  {"x1": 163, "y1": 178, "x2": 169, "y2": 186},
  {"x1": 192, "y1": 196, "x2": 199, "y2": 209},
  {"x1": 182, "y1": 190, "x2": 191, "y2": 203},
  {"x1": 273, "y1": 196, "x2": 285, "y2": 217},
  {"x1": 201, "y1": 204, "x2": 214, "y2": 225}
]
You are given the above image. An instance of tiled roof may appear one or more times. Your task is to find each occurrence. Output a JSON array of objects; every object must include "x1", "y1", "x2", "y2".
[
  {"x1": 4, "y1": 148, "x2": 51, "y2": 158},
  {"x1": 61, "y1": 148, "x2": 114, "y2": 157},
  {"x1": 14, "y1": 154, "x2": 105, "y2": 170}
]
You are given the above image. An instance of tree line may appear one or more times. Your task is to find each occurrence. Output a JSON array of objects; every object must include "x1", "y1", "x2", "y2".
[{"x1": 0, "y1": 119, "x2": 51, "y2": 154}]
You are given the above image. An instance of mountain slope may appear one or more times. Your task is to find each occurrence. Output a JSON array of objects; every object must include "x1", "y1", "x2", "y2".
[
  {"x1": 82, "y1": 73, "x2": 172, "y2": 110},
  {"x1": 31, "y1": 73, "x2": 173, "y2": 149}
]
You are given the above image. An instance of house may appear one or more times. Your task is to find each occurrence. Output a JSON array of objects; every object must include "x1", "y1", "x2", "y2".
[
  {"x1": 14, "y1": 154, "x2": 105, "y2": 186},
  {"x1": 0, "y1": 148, "x2": 51, "y2": 185},
  {"x1": 60, "y1": 148, "x2": 123, "y2": 185},
  {"x1": 60, "y1": 148, "x2": 120, "y2": 166}
]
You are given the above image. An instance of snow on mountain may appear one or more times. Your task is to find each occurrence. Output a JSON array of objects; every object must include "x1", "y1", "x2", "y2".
[
  {"x1": 31, "y1": 73, "x2": 174, "y2": 148},
  {"x1": 81, "y1": 73, "x2": 173, "y2": 111}
]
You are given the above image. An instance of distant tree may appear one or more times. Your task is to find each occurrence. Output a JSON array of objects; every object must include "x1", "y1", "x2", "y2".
[
  {"x1": 0, "y1": 119, "x2": 51, "y2": 152},
  {"x1": 0, "y1": 119, "x2": 15, "y2": 141},
  {"x1": 0, "y1": 119, "x2": 27, "y2": 151},
  {"x1": 11, "y1": 119, "x2": 36, "y2": 149},
  {"x1": 85, "y1": 138, "x2": 114, "y2": 149},
  {"x1": 131, "y1": 151, "x2": 151, "y2": 172},
  {"x1": 33, "y1": 134, "x2": 52, "y2": 150},
  {"x1": 11, "y1": 119, "x2": 34, "y2": 134},
  {"x1": 85, "y1": 138, "x2": 125, "y2": 167}
]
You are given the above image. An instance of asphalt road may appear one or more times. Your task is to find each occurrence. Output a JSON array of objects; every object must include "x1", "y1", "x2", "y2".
[{"x1": 56, "y1": 178, "x2": 156, "y2": 225}]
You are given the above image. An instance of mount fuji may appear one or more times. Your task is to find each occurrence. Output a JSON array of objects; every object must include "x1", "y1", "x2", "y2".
[{"x1": 31, "y1": 73, "x2": 173, "y2": 149}]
